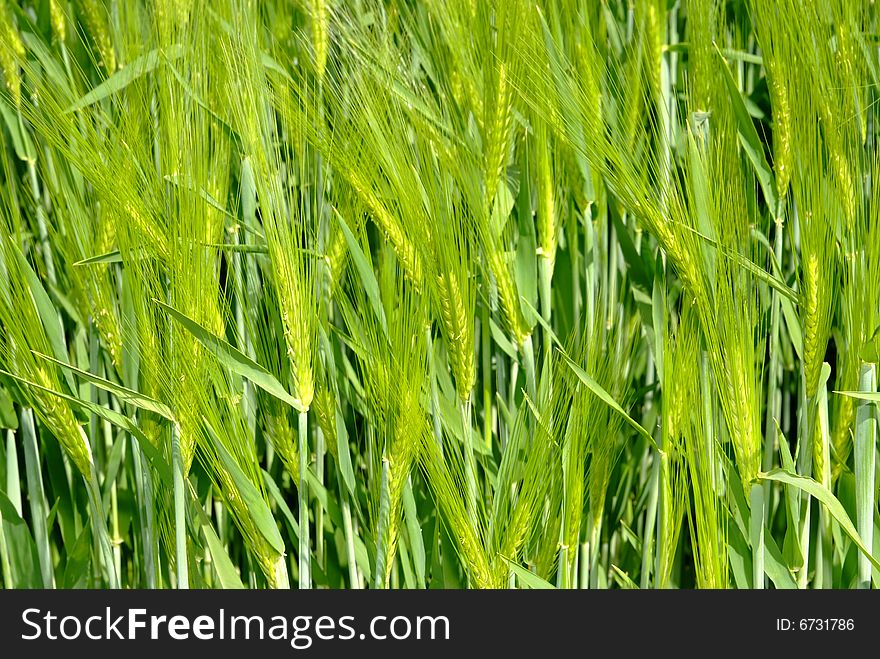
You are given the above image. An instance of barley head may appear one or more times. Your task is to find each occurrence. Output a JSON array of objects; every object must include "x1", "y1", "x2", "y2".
[
  {"x1": 487, "y1": 246, "x2": 528, "y2": 346},
  {"x1": 313, "y1": 386, "x2": 338, "y2": 459},
  {"x1": 436, "y1": 270, "x2": 475, "y2": 401},
  {"x1": 766, "y1": 58, "x2": 791, "y2": 200},
  {"x1": 722, "y1": 347, "x2": 761, "y2": 484},
  {"x1": 379, "y1": 388, "x2": 424, "y2": 585},
  {"x1": 78, "y1": 0, "x2": 116, "y2": 72},
  {"x1": 484, "y1": 62, "x2": 513, "y2": 209},
  {"x1": 48, "y1": 0, "x2": 66, "y2": 42},
  {"x1": 33, "y1": 366, "x2": 93, "y2": 477},
  {"x1": 309, "y1": 0, "x2": 330, "y2": 81},
  {"x1": 802, "y1": 251, "x2": 823, "y2": 397},
  {"x1": 347, "y1": 173, "x2": 422, "y2": 285},
  {"x1": 536, "y1": 125, "x2": 558, "y2": 266},
  {"x1": 831, "y1": 395, "x2": 855, "y2": 479},
  {"x1": 324, "y1": 224, "x2": 349, "y2": 292},
  {"x1": 279, "y1": 299, "x2": 315, "y2": 410}
]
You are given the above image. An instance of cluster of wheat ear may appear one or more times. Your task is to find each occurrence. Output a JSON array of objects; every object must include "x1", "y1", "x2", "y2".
[{"x1": 0, "y1": 0, "x2": 878, "y2": 590}]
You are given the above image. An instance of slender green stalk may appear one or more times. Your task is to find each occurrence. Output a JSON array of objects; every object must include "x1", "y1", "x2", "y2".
[
  {"x1": 578, "y1": 541, "x2": 589, "y2": 589},
  {"x1": 539, "y1": 256, "x2": 553, "y2": 370},
  {"x1": 507, "y1": 359, "x2": 519, "y2": 423},
  {"x1": 522, "y1": 335, "x2": 537, "y2": 402},
  {"x1": 584, "y1": 206, "x2": 596, "y2": 328},
  {"x1": 497, "y1": 344, "x2": 509, "y2": 448},
  {"x1": 588, "y1": 515, "x2": 602, "y2": 589},
  {"x1": 17, "y1": 108, "x2": 56, "y2": 288},
  {"x1": 298, "y1": 409, "x2": 311, "y2": 589},
  {"x1": 20, "y1": 408, "x2": 54, "y2": 587},
  {"x1": 854, "y1": 363, "x2": 877, "y2": 589},
  {"x1": 0, "y1": 0, "x2": 876, "y2": 594},
  {"x1": 700, "y1": 353, "x2": 717, "y2": 492},
  {"x1": 86, "y1": 463, "x2": 119, "y2": 588},
  {"x1": 273, "y1": 550, "x2": 290, "y2": 590},
  {"x1": 4, "y1": 428, "x2": 20, "y2": 515},
  {"x1": 641, "y1": 451, "x2": 660, "y2": 588},
  {"x1": 315, "y1": 426, "x2": 325, "y2": 569},
  {"x1": 103, "y1": 401, "x2": 122, "y2": 581},
  {"x1": 655, "y1": 450, "x2": 670, "y2": 589},
  {"x1": 762, "y1": 213, "x2": 785, "y2": 517},
  {"x1": 403, "y1": 479, "x2": 425, "y2": 589},
  {"x1": 0, "y1": 493, "x2": 11, "y2": 588},
  {"x1": 795, "y1": 383, "x2": 817, "y2": 589},
  {"x1": 815, "y1": 366, "x2": 832, "y2": 589},
  {"x1": 749, "y1": 483, "x2": 764, "y2": 589},
  {"x1": 426, "y1": 328, "x2": 443, "y2": 447},
  {"x1": 481, "y1": 304, "x2": 492, "y2": 451},
  {"x1": 557, "y1": 539, "x2": 570, "y2": 589},
  {"x1": 606, "y1": 215, "x2": 619, "y2": 330}
]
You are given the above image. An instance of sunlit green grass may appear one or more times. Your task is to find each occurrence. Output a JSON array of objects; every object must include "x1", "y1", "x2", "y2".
[{"x1": 0, "y1": 0, "x2": 878, "y2": 589}]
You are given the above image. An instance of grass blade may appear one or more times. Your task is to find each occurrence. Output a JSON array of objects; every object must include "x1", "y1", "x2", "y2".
[{"x1": 67, "y1": 45, "x2": 185, "y2": 112}]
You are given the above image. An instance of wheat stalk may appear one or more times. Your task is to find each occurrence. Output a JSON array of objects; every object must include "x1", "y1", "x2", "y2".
[
  {"x1": 0, "y1": 2, "x2": 24, "y2": 107},
  {"x1": 78, "y1": 0, "x2": 116, "y2": 72}
]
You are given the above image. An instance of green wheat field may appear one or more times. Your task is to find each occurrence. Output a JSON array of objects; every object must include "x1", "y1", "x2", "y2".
[{"x1": 0, "y1": 0, "x2": 878, "y2": 590}]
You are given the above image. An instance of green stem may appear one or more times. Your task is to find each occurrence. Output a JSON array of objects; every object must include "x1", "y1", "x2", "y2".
[
  {"x1": 578, "y1": 541, "x2": 589, "y2": 589},
  {"x1": 606, "y1": 212, "x2": 619, "y2": 330},
  {"x1": 815, "y1": 365, "x2": 833, "y2": 589},
  {"x1": 655, "y1": 450, "x2": 670, "y2": 588},
  {"x1": 762, "y1": 212, "x2": 785, "y2": 516},
  {"x1": 403, "y1": 479, "x2": 425, "y2": 589},
  {"x1": 340, "y1": 485, "x2": 360, "y2": 588},
  {"x1": 86, "y1": 462, "x2": 119, "y2": 588},
  {"x1": 103, "y1": 398, "x2": 123, "y2": 582},
  {"x1": 497, "y1": 345, "x2": 509, "y2": 448},
  {"x1": 539, "y1": 255, "x2": 553, "y2": 371},
  {"x1": 749, "y1": 483, "x2": 764, "y2": 589},
  {"x1": 5, "y1": 428, "x2": 20, "y2": 515},
  {"x1": 130, "y1": 433, "x2": 157, "y2": 588},
  {"x1": 315, "y1": 425, "x2": 325, "y2": 570},
  {"x1": 461, "y1": 398, "x2": 478, "y2": 520},
  {"x1": 570, "y1": 216, "x2": 582, "y2": 326},
  {"x1": 557, "y1": 543, "x2": 570, "y2": 589},
  {"x1": 854, "y1": 363, "x2": 877, "y2": 589},
  {"x1": 171, "y1": 422, "x2": 187, "y2": 589},
  {"x1": 584, "y1": 205, "x2": 596, "y2": 328},
  {"x1": 273, "y1": 553, "x2": 290, "y2": 589},
  {"x1": 507, "y1": 359, "x2": 519, "y2": 422},
  {"x1": 233, "y1": 209, "x2": 256, "y2": 438},
  {"x1": 700, "y1": 353, "x2": 717, "y2": 492},
  {"x1": 20, "y1": 409, "x2": 54, "y2": 587},
  {"x1": 19, "y1": 115, "x2": 56, "y2": 287},
  {"x1": 588, "y1": 516, "x2": 602, "y2": 589},
  {"x1": 521, "y1": 334, "x2": 537, "y2": 402},
  {"x1": 0, "y1": 504, "x2": 10, "y2": 588},
  {"x1": 374, "y1": 458, "x2": 392, "y2": 589},
  {"x1": 0, "y1": 429, "x2": 14, "y2": 587},
  {"x1": 481, "y1": 302, "x2": 492, "y2": 451},
  {"x1": 426, "y1": 328, "x2": 443, "y2": 448},
  {"x1": 795, "y1": 387, "x2": 817, "y2": 589},
  {"x1": 298, "y1": 409, "x2": 311, "y2": 589},
  {"x1": 641, "y1": 450, "x2": 660, "y2": 589}
]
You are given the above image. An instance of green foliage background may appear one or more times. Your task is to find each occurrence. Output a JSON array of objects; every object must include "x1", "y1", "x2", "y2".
[{"x1": 0, "y1": 0, "x2": 878, "y2": 589}]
